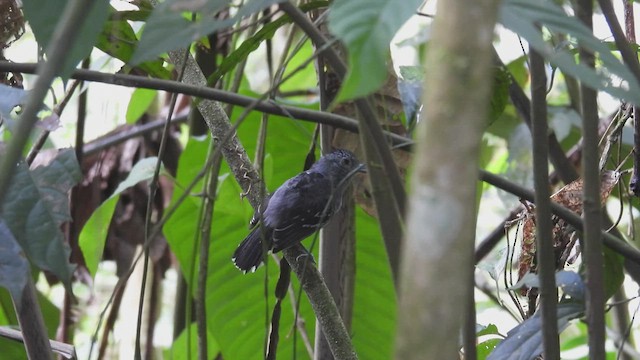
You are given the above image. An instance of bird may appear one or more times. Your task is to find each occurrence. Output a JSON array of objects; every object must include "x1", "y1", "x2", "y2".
[{"x1": 232, "y1": 149, "x2": 366, "y2": 273}]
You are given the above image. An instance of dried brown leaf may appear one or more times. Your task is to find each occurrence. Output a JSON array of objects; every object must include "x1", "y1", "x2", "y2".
[{"x1": 515, "y1": 170, "x2": 621, "y2": 294}]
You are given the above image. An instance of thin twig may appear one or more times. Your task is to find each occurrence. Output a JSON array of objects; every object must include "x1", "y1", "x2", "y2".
[
  {"x1": 576, "y1": 1, "x2": 607, "y2": 356},
  {"x1": 530, "y1": 43, "x2": 560, "y2": 357}
]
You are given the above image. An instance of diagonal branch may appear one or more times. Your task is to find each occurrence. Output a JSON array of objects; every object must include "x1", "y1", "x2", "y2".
[{"x1": 166, "y1": 48, "x2": 357, "y2": 359}]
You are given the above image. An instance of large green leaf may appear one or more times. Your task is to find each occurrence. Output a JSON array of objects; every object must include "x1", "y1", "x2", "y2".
[
  {"x1": 164, "y1": 73, "x2": 392, "y2": 358},
  {"x1": 22, "y1": 0, "x2": 110, "y2": 79},
  {"x1": 500, "y1": 0, "x2": 640, "y2": 105},
  {"x1": 167, "y1": 322, "x2": 220, "y2": 359},
  {"x1": 0, "y1": 149, "x2": 81, "y2": 287},
  {"x1": 79, "y1": 157, "x2": 162, "y2": 277},
  {"x1": 164, "y1": 127, "x2": 317, "y2": 359},
  {"x1": 328, "y1": 0, "x2": 423, "y2": 101},
  {"x1": 131, "y1": 0, "x2": 287, "y2": 65},
  {"x1": 351, "y1": 209, "x2": 396, "y2": 359}
]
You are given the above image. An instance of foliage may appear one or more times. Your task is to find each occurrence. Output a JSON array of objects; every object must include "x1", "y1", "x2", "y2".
[
  {"x1": 328, "y1": 0, "x2": 423, "y2": 101},
  {"x1": 22, "y1": 0, "x2": 111, "y2": 78},
  {"x1": 1, "y1": 0, "x2": 640, "y2": 359},
  {"x1": 0, "y1": 149, "x2": 80, "y2": 288}
]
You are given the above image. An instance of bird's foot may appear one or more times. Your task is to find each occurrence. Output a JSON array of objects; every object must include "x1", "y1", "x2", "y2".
[{"x1": 295, "y1": 248, "x2": 316, "y2": 266}]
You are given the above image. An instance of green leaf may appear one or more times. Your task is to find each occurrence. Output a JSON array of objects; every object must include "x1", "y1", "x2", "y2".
[
  {"x1": 126, "y1": 88, "x2": 157, "y2": 124},
  {"x1": 500, "y1": 0, "x2": 640, "y2": 105},
  {"x1": 478, "y1": 338, "x2": 502, "y2": 360},
  {"x1": 79, "y1": 157, "x2": 162, "y2": 277},
  {"x1": 207, "y1": 13, "x2": 288, "y2": 86},
  {"x1": 164, "y1": 111, "x2": 319, "y2": 358},
  {"x1": 328, "y1": 0, "x2": 423, "y2": 101},
  {"x1": 0, "y1": 221, "x2": 29, "y2": 303},
  {"x1": 476, "y1": 323, "x2": 501, "y2": 337},
  {"x1": 507, "y1": 55, "x2": 529, "y2": 88},
  {"x1": 207, "y1": 1, "x2": 327, "y2": 86},
  {"x1": 78, "y1": 197, "x2": 117, "y2": 278},
  {"x1": 95, "y1": 14, "x2": 171, "y2": 79},
  {"x1": 0, "y1": 149, "x2": 81, "y2": 287},
  {"x1": 165, "y1": 76, "x2": 397, "y2": 359},
  {"x1": 168, "y1": 323, "x2": 220, "y2": 359},
  {"x1": 131, "y1": 0, "x2": 286, "y2": 65},
  {"x1": 352, "y1": 209, "x2": 396, "y2": 359},
  {"x1": 22, "y1": 0, "x2": 111, "y2": 79},
  {"x1": 489, "y1": 67, "x2": 510, "y2": 124}
]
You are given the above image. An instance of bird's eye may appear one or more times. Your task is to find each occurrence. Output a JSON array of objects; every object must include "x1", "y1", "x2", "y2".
[{"x1": 341, "y1": 158, "x2": 352, "y2": 167}]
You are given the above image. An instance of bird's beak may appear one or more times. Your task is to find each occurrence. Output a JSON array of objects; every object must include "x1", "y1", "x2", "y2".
[{"x1": 357, "y1": 163, "x2": 367, "y2": 173}]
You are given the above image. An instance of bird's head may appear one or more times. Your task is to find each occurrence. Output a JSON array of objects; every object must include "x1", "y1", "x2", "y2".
[{"x1": 314, "y1": 149, "x2": 366, "y2": 185}]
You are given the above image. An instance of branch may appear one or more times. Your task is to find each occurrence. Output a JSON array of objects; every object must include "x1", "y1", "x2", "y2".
[
  {"x1": 577, "y1": 0, "x2": 606, "y2": 355},
  {"x1": 395, "y1": 0, "x2": 500, "y2": 358},
  {"x1": 283, "y1": 245, "x2": 357, "y2": 360},
  {"x1": 0, "y1": 61, "x2": 411, "y2": 149},
  {"x1": 0, "y1": 325, "x2": 75, "y2": 359},
  {"x1": 530, "y1": 43, "x2": 560, "y2": 356},
  {"x1": 479, "y1": 170, "x2": 640, "y2": 265},
  {"x1": 166, "y1": 49, "x2": 358, "y2": 359},
  {"x1": 13, "y1": 280, "x2": 54, "y2": 360}
]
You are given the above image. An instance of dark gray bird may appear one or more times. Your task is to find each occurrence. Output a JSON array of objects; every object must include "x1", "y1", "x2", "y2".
[{"x1": 232, "y1": 149, "x2": 365, "y2": 273}]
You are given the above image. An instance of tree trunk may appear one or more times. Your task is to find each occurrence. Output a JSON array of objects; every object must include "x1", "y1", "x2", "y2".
[{"x1": 395, "y1": 0, "x2": 501, "y2": 358}]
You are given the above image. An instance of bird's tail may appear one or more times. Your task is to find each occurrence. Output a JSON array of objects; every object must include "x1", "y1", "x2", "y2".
[{"x1": 232, "y1": 227, "x2": 272, "y2": 273}]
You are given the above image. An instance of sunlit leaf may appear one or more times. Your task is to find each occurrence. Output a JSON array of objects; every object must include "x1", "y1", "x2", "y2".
[
  {"x1": 78, "y1": 197, "x2": 117, "y2": 278},
  {"x1": 477, "y1": 323, "x2": 502, "y2": 337},
  {"x1": 478, "y1": 338, "x2": 502, "y2": 360},
  {"x1": 79, "y1": 157, "x2": 162, "y2": 277},
  {"x1": 328, "y1": 0, "x2": 423, "y2": 101},
  {"x1": 126, "y1": 88, "x2": 157, "y2": 124}
]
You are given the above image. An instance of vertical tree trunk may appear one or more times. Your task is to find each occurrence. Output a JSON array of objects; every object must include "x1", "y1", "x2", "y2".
[{"x1": 395, "y1": 0, "x2": 500, "y2": 358}]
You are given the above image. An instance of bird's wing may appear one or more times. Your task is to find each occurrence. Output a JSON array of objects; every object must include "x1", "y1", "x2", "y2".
[{"x1": 266, "y1": 171, "x2": 333, "y2": 252}]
